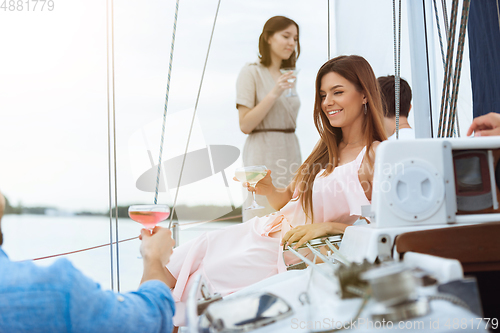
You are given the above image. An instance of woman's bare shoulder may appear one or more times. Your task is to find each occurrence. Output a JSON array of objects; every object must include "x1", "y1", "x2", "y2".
[
  {"x1": 366, "y1": 141, "x2": 381, "y2": 157},
  {"x1": 370, "y1": 141, "x2": 382, "y2": 149}
]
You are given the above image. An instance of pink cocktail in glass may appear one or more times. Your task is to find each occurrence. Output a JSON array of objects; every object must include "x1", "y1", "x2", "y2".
[{"x1": 128, "y1": 205, "x2": 170, "y2": 230}]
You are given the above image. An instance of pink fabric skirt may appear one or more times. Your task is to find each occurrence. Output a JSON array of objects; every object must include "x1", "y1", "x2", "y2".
[{"x1": 166, "y1": 214, "x2": 286, "y2": 325}]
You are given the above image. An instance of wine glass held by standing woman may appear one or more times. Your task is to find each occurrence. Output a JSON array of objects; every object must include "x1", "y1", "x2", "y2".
[
  {"x1": 236, "y1": 16, "x2": 302, "y2": 221},
  {"x1": 164, "y1": 55, "x2": 387, "y2": 327},
  {"x1": 280, "y1": 67, "x2": 300, "y2": 97}
]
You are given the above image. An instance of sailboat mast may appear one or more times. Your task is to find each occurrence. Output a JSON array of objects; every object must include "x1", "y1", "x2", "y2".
[{"x1": 407, "y1": 0, "x2": 435, "y2": 138}]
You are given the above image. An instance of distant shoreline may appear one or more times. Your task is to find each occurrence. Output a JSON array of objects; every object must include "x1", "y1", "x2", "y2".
[{"x1": 4, "y1": 204, "x2": 243, "y2": 222}]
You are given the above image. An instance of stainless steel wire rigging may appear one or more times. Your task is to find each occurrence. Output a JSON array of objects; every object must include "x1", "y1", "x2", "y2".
[
  {"x1": 167, "y1": 0, "x2": 223, "y2": 241},
  {"x1": 327, "y1": 0, "x2": 331, "y2": 60},
  {"x1": 437, "y1": 0, "x2": 459, "y2": 138},
  {"x1": 106, "y1": 0, "x2": 120, "y2": 291},
  {"x1": 393, "y1": 0, "x2": 402, "y2": 139},
  {"x1": 445, "y1": 0, "x2": 470, "y2": 138},
  {"x1": 437, "y1": 0, "x2": 470, "y2": 138},
  {"x1": 154, "y1": 0, "x2": 181, "y2": 205}
]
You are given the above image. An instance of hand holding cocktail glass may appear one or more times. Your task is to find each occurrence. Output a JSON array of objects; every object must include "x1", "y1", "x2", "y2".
[
  {"x1": 139, "y1": 226, "x2": 175, "y2": 267},
  {"x1": 129, "y1": 204, "x2": 171, "y2": 259},
  {"x1": 234, "y1": 165, "x2": 270, "y2": 210}
]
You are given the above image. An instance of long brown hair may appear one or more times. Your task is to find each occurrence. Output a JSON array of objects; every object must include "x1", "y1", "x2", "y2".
[
  {"x1": 258, "y1": 16, "x2": 300, "y2": 68},
  {"x1": 293, "y1": 55, "x2": 387, "y2": 222}
]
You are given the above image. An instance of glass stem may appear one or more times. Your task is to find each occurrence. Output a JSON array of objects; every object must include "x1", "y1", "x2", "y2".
[{"x1": 252, "y1": 191, "x2": 257, "y2": 203}]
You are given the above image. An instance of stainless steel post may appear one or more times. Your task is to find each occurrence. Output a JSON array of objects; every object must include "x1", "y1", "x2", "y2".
[{"x1": 172, "y1": 221, "x2": 180, "y2": 248}]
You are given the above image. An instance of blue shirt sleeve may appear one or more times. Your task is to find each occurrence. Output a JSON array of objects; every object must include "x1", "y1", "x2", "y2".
[{"x1": 58, "y1": 259, "x2": 175, "y2": 333}]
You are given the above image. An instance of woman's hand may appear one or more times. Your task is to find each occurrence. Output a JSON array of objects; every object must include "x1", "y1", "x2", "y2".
[
  {"x1": 233, "y1": 169, "x2": 275, "y2": 196},
  {"x1": 237, "y1": 71, "x2": 295, "y2": 134},
  {"x1": 270, "y1": 71, "x2": 295, "y2": 97},
  {"x1": 281, "y1": 222, "x2": 348, "y2": 249},
  {"x1": 234, "y1": 170, "x2": 293, "y2": 211}
]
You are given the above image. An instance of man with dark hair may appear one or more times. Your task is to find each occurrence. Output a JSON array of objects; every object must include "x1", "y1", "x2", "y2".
[
  {"x1": 377, "y1": 75, "x2": 415, "y2": 140},
  {"x1": 0, "y1": 189, "x2": 176, "y2": 332}
]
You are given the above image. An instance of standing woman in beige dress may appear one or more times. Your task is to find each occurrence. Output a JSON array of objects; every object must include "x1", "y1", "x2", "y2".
[{"x1": 236, "y1": 16, "x2": 302, "y2": 221}]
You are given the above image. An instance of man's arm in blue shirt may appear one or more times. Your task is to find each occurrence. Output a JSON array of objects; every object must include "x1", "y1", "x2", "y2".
[{"x1": 61, "y1": 259, "x2": 175, "y2": 333}]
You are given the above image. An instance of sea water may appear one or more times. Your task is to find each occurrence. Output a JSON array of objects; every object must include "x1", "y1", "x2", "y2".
[{"x1": 1, "y1": 214, "x2": 237, "y2": 292}]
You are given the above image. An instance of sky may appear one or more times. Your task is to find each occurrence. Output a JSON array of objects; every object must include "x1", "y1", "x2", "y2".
[{"x1": 0, "y1": 0, "x2": 473, "y2": 214}]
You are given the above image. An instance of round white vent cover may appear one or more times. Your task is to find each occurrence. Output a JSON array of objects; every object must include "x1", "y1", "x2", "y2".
[{"x1": 385, "y1": 159, "x2": 444, "y2": 221}]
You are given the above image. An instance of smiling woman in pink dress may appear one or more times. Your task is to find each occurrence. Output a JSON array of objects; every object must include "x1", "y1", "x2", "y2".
[
  {"x1": 165, "y1": 55, "x2": 387, "y2": 326},
  {"x1": 236, "y1": 16, "x2": 302, "y2": 221}
]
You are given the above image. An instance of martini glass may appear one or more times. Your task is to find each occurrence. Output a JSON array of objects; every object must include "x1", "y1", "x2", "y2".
[
  {"x1": 128, "y1": 204, "x2": 170, "y2": 232},
  {"x1": 280, "y1": 68, "x2": 300, "y2": 97},
  {"x1": 235, "y1": 165, "x2": 268, "y2": 210}
]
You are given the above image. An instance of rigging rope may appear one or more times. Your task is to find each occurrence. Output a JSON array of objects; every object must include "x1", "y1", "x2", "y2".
[
  {"x1": 105, "y1": 0, "x2": 114, "y2": 293},
  {"x1": 446, "y1": 0, "x2": 460, "y2": 137},
  {"x1": 446, "y1": 0, "x2": 470, "y2": 138},
  {"x1": 434, "y1": 0, "x2": 461, "y2": 137},
  {"x1": 168, "y1": 0, "x2": 222, "y2": 231},
  {"x1": 168, "y1": 0, "x2": 221, "y2": 229},
  {"x1": 423, "y1": 0, "x2": 435, "y2": 138},
  {"x1": 28, "y1": 215, "x2": 242, "y2": 261},
  {"x1": 451, "y1": 0, "x2": 461, "y2": 138},
  {"x1": 440, "y1": 0, "x2": 452, "y2": 137},
  {"x1": 437, "y1": 0, "x2": 459, "y2": 138},
  {"x1": 32, "y1": 236, "x2": 139, "y2": 261},
  {"x1": 154, "y1": 0, "x2": 181, "y2": 205},
  {"x1": 327, "y1": 0, "x2": 331, "y2": 60},
  {"x1": 441, "y1": 0, "x2": 450, "y2": 38},
  {"x1": 433, "y1": 0, "x2": 447, "y2": 68},
  {"x1": 106, "y1": 0, "x2": 120, "y2": 291},
  {"x1": 111, "y1": 0, "x2": 121, "y2": 292},
  {"x1": 393, "y1": 0, "x2": 402, "y2": 139}
]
